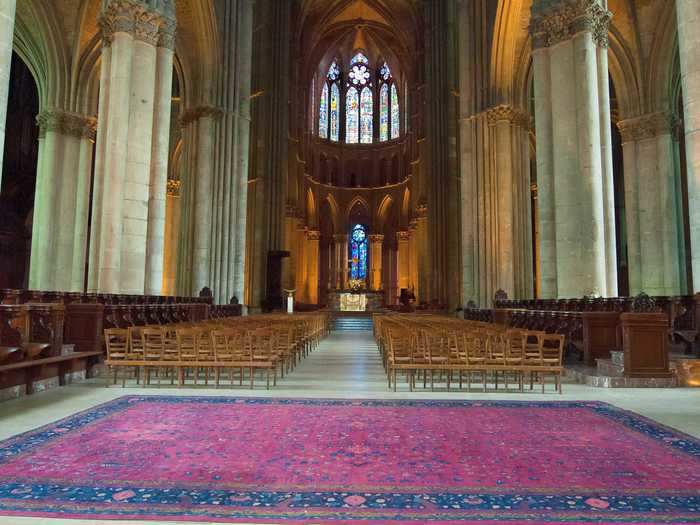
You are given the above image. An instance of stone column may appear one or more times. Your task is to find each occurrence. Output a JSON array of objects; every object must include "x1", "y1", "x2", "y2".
[
  {"x1": 29, "y1": 111, "x2": 95, "y2": 291},
  {"x1": 145, "y1": 21, "x2": 176, "y2": 295},
  {"x1": 162, "y1": 180, "x2": 181, "y2": 295},
  {"x1": 617, "y1": 113, "x2": 682, "y2": 295},
  {"x1": 333, "y1": 234, "x2": 348, "y2": 289},
  {"x1": 306, "y1": 230, "x2": 321, "y2": 304},
  {"x1": 191, "y1": 108, "x2": 220, "y2": 294},
  {"x1": 396, "y1": 230, "x2": 410, "y2": 290},
  {"x1": 0, "y1": 0, "x2": 15, "y2": 191},
  {"x1": 530, "y1": 0, "x2": 615, "y2": 297},
  {"x1": 532, "y1": 44, "x2": 557, "y2": 298},
  {"x1": 90, "y1": 0, "x2": 174, "y2": 294},
  {"x1": 408, "y1": 219, "x2": 419, "y2": 297},
  {"x1": 677, "y1": 0, "x2": 700, "y2": 292},
  {"x1": 295, "y1": 225, "x2": 308, "y2": 302},
  {"x1": 369, "y1": 234, "x2": 384, "y2": 291}
]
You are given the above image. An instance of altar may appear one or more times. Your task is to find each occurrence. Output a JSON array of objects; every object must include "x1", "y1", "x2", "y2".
[{"x1": 328, "y1": 291, "x2": 384, "y2": 311}]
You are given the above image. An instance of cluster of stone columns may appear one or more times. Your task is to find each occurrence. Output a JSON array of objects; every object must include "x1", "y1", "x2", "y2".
[
  {"x1": 459, "y1": 105, "x2": 533, "y2": 306},
  {"x1": 617, "y1": 113, "x2": 683, "y2": 296},
  {"x1": 677, "y1": 0, "x2": 700, "y2": 293},
  {"x1": 530, "y1": 0, "x2": 617, "y2": 298},
  {"x1": 88, "y1": 0, "x2": 176, "y2": 295},
  {"x1": 29, "y1": 111, "x2": 96, "y2": 291}
]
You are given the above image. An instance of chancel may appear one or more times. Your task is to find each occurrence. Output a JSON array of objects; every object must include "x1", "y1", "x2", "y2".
[{"x1": 0, "y1": 0, "x2": 699, "y2": 524}]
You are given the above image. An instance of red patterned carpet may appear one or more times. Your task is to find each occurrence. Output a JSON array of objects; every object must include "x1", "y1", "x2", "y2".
[{"x1": 0, "y1": 396, "x2": 698, "y2": 523}]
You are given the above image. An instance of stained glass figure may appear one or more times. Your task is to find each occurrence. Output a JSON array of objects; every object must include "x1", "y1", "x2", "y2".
[
  {"x1": 379, "y1": 83, "x2": 389, "y2": 142},
  {"x1": 319, "y1": 83, "x2": 328, "y2": 139},
  {"x1": 379, "y1": 62, "x2": 391, "y2": 81},
  {"x1": 360, "y1": 87, "x2": 373, "y2": 144},
  {"x1": 327, "y1": 61, "x2": 340, "y2": 82},
  {"x1": 350, "y1": 224, "x2": 368, "y2": 280},
  {"x1": 330, "y1": 82, "x2": 340, "y2": 142},
  {"x1": 391, "y1": 83, "x2": 400, "y2": 139},
  {"x1": 351, "y1": 52, "x2": 369, "y2": 65},
  {"x1": 346, "y1": 86, "x2": 359, "y2": 143}
]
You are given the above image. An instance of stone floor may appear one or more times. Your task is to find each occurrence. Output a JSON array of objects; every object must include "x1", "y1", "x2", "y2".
[{"x1": 1, "y1": 329, "x2": 700, "y2": 525}]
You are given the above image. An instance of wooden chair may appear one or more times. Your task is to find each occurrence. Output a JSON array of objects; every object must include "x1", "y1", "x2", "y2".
[
  {"x1": 141, "y1": 327, "x2": 166, "y2": 385},
  {"x1": 104, "y1": 328, "x2": 130, "y2": 387},
  {"x1": 540, "y1": 333, "x2": 565, "y2": 393},
  {"x1": 248, "y1": 328, "x2": 277, "y2": 389}
]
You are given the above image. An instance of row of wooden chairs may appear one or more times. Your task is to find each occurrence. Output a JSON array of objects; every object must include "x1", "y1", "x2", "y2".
[
  {"x1": 374, "y1": 314, "x2": 565, "y2": 393},
  {"x1": 104, "y1": 313, "x2": 329, "y2": 389}
]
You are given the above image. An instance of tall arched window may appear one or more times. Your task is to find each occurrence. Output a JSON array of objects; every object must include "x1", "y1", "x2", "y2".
[
  {"x1": 350, "y1": 224, "x2": 368, "y2": 280},
  {"x1": 319, "y1": 83, "x2": 329, "y2": 139},
  {"x1": 391, "y1": 83, "x2": 400, "y2": 139},
  {"x1": 360, "y1": 87, "x2": 373, "y2": 143},
  {"x1": 379, "y1": 83, "x2": 389, "y2": 142},
  {"x1": 319, "y1": 61, "x2": 341, "y2": 142},
  {"x1": 346, "y1": 87, "x2": 359, "y2": 143},
  {"x1": 330, "y1": 83, "x2": 340, "y2": 141},
  {"x1": 317, "y1": 53, "x2": 401, "y2": 144}
]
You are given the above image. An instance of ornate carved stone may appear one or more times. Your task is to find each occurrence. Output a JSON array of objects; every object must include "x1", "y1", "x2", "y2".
[
  {"x1": 396, "y1": 230, "x2": 410, "y2": 242},
  {"x1": 134, "y1": 10, "x2": 162, "y2": 45},
  {"x1": 415, "y1": 203, "x2": 428, "y2": 218},
  {"x1": 631, "y1": 292, "x2": 658, "y2": 313},
  {"x1": 530, "y1": 0, "x2": 612, "y2": 49},
  {"x1": 617, "y1": 112, "x2": 677, "y2": 143},
  {"x1": 494, "y1": 289, "x2": 508, "y2": 304},
  {"x1": 100, "y1": 0, "x2": 174, "y2": 47},
  {"x1": 180, "y1": 106, "x2": 225, "y2": 127},
  {"x1": 158, "y1": 17, "x2": 177, "y2": 49},
  {"x1": 486, "y1": 105, "x2": 531, "y2": 128},
  {"x1": 166, "y1": 179, "x2": 181, "y2": 196},
  {"x1": 307, "y1": 230, "x2": 322, "y2": 241},
  {"x1": 368, "y1": 234, "x2": 385, "y2": 243},
  {"x1": 36, "y1": 110, "x2": 97, "y2": 140}
]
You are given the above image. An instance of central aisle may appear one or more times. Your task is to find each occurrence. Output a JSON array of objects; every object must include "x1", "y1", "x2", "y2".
[{"x1": 279, "y1": 329, "x2": 388, "y2": 392}]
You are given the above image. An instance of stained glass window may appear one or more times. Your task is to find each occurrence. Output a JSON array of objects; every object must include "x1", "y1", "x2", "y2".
[
  {"x1": 346, "y1": 86, "x2": 359, "y2": 143},
  {"x1": 379, "y1": 62, "x2": 391, "y2": 81},
  {"x1": 349, "y1": 64, "x2": 370, "y2": 86},
  {"x1": 350, "y1": 224, "x2": 368, "y2": 280},
  {"x1": 360, "y1": 87, "x2": 373, "y2": 143},
  {"x1": 327, "y1": 61, "x2": 340, "y2": 81},
  {"x1": 379, "y1": 83, "x2": 389, "y2": 142},
  {"x1": 351, "y1": 52, "x2": 369, "y2": 65},
  {"x1": 330, "y1": 82, "x2": 340, "y2": 141},
  {"x1": 391, "y1": 83, "x2": 400, "y2": 139},
  {"x1": 319, "y1": 83, "x2": 328, "y2": 139}
]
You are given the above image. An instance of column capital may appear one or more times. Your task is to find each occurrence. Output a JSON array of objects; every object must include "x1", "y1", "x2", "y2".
[
  {"x1": 307, "y1": 230, "x2": 321, "y2": 241},
  {"x1": 36, "y1": 110, "x2": 97, "y2": 140},
  {"x1": 166, "y1": 179, "x2": 181, "y2": 196},
  {"x1": 332, "y1": 234, "x2": 348, "y2": 243},
  {"x1": 530, "y1": 0, "x2": 612, "y2": 49},
  {"x1": 396, "y1": 230, "x2": 410, "y2": 242},
  {"x1": 285, "y1": 204, "x2": 301, "y2": 218},
  {"x1": 368, "y1": 234, "x2": 384, "y2": 243},
  {"x1": 415, "y1": 203, "x2": 428, "y2": 218},
  {"x1": 100, "y1": 1, "x2": 175, "y2": 47},
  {"x1": 485, "y1": 105, "x2": 531, "y2": 128},
  {"x1": 179, "y1": 106, "x2": 224, "y2": 127},
  {"x1": 617, "y1": 112, "x2": 678, "y2": 143}
]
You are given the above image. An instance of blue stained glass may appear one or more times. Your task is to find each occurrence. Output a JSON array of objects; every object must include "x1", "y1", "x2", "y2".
[
  {"x1": 319, "y1": 83, "x2": 328, "y2": 139},
  {"x1": 346, "y1": 86, "x2": 359, "y2": 143},
  {"x1": 379, "y1": 83, "x2": 389, "y2": 142},
  {"x1": 330, "y1": 83, "x2": 340, "y2": 142},
  {"x1": 391, "y1": 83, "x2": 400, "y2": 139},
  {"x1": 327, "y1": 61, "x2": 340, "y2": 81},
  {"x1": 350, "y1": 224, "x2": 368, "y2": 280}
]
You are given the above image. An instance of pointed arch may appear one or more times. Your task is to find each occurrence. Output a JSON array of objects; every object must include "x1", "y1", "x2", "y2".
[
  {"x1": 306, "y1": 188, "x2": 317, "y2": 228},
  {"x1": 346, "y1": 194, "x2": 371, "y2": 222},
  {"x1": 376, "y1": 194, "x2": 394, "y2": 230},
  {"x1": 325, "y1": 193, "x2": 341, "y2": 233}
]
